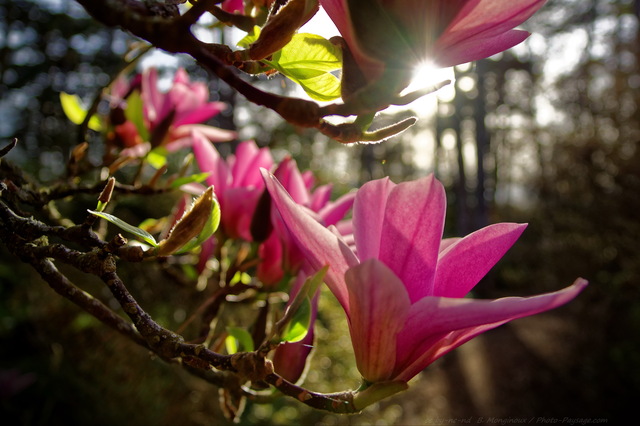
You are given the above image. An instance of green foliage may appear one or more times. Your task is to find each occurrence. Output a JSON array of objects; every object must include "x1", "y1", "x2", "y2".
[
  {"x1": 225, "y1": 327, "x2": 255, "y2": 354},
  {"x1": 281, "y1": 296, "x2": 311, "y2": 343},
  {"x1": 239, "y1": 27, "x2": 342, "y2": 101},
  {"x1": 87, "y1": 209, "x2": 159, "y2": 246},
  {"x1": 264, "y1": 33, "x2": 342, "y2": 101},
  {"x1": 123, "y1": 90, "x2": 150, "y2": 141},
  {"x1": 59, "y1": 92, "x2": 103, "y2": 131},
  {"x1": 87, "y1": 187, "x2": 221, "y2": 255},
  {"x1": 170, "y1": 172, "x2": 211, "y2": 188}
]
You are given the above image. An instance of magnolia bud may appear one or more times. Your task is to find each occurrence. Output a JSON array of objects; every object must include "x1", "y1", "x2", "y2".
[{"x1": 156, "y1": 187, "x2": 215, "y2": 256}]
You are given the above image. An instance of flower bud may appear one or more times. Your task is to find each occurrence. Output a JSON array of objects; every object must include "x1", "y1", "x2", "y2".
[{"x1": 156, "y1": 186, "x2": 215, "y2": 256}]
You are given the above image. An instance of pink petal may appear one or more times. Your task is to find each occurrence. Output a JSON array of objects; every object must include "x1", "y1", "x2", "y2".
[
  {"x1": 446, "y1": 0, "x2": 545, "y2": 40},
  {"x1": 222, "y1": 187, "x2": 263, "y2": 240},
  {"x1": 180, "y1": 124, "x2": 237, "y2": 142},
  {"x1": 232, "y1": 141, "x2": 273, "y2": 188},
  {"x1": 439, "y1": 237, "x2": 461, "y2": 253},
  {"x1": 257, "y1": 233, "x2": 284, "y2": 286},
  {"x1": 274, "y1": 157, "x2": 311, "y2": 205},
  {"x1": 317, "y1": 191, "x2": 356, "y2": 226},
  {"x1": 309, "y1": 184, "x2": 332, "y2": 212},
  {"x1": 394, "y1": 278, "x2": 587, "y2": 381},
  {"x1": 173, "y1": 102, "x2": 226, "y2": 127},
  {"x1": 352, "y1": 177, "x2": 394, "y2": 261},
  {"x1": 433, "y1": 0, "x2": 544, "y2": 65},
  {"x1": 301, "y1": 170, "x2": 315, "y2": 190},
  {"x1": 346, "y1": 259, "x2": 411, "y2": 382},
  {"x1": 379, "y1": 175, "x2": 446, "y2": 303},
  {"x1": 434, "y1": 30, "x2": 530, "y2": 67},
  {"x1": 192, "y1": 131, "x2": 230, "y2": 196},
  {"x1": 173, "y1": 68, "x2": 191, "y2": 85},
  {"x1": 262, "y1": 169, "x2": 358, "y2": 314},
  {"x1": 141, "y1": 68, "x2": 164, "y2": 125},
  {"x1": 434, "y1": 223, "x2": 527, "y2": 298}
]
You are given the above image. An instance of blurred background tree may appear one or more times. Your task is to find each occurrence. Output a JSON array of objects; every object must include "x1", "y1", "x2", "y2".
[{"x1": 1, "y1": 0, "x2": 637, "y2": 424}]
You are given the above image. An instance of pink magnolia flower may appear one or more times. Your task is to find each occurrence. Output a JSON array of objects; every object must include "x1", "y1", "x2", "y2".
[
  {"x1": 193, "y1": 135, "x2": 274, "y2": 241},
  {"x1": 257, "y1": 156, "x2": 355, "y2": 286},
  {"x1": 263, "y1": 171, "x2": 587, "y2": 384},
  {"x1": 141, "y1": 68, "x2": 236, "y2": 152},
  {"x1": 322, "y1": 0, "x2": 546, "y2": 83},
  {"x1": 109, "y1": 68, "x2": 236, "y2": 158}
]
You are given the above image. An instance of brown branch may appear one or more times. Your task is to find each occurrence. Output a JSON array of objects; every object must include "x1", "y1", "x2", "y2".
[
  {"x1": 33, "y1": 257, "x2": 150, "y2": 349},
  {"x1": 2, "y1": 174, "x2": 373, "y2": 413},
  {"x1": 263, "y1": 373, "x2": 358, "y2": 414}
]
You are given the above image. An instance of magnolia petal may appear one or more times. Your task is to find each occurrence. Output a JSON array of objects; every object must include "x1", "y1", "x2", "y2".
[
  {"x1": 257, "y1": 233, "x2": 284, "y2": 287},
  {"x1": 192, "y1": 131, "x2": 230, "y2": 195},
  {"x1": 274, "y1": 157, "x2": 311, "y2": 205},
  {"x1": 435, "y1": 30, "x2": 530, "y2": 67},
  {"x1": 394, "y1": 278, "x2": 587, "y2": 381},
  {"x1": 317, "y1": 191, "x2": 356, "y2": 226},
  {"x1": 352, "y1": 177, "x2": 394, "y2": 261},
  {"x1": 171, "y1": 124, "x2": 236, "y2": 144},
  {"x1": 439, "y1": 237, "x2": 461, "y2": 253},
  {"x1": 262, "y1": 169, "x2": 358, "y2": 314},
  {"x1": 141, "y1": 68, "x2": 163, "y2": 125},
  {"x1": 379, "y1": 175, "x2": 446, "y2": 303},
  {"x1": 222, "y1": 187, "x2": 263, "y2": 240},
  {"x1": 309, "y1": 184, "x2": 332, "y2": 212},
  {"x1": 435, "y1": 0, "x2": 544, "y2": 65},
  {"x1": 174, "y1": 102, "x2": 227, "y2": 127},
  {"x1": 232, "y1": 141, "x2": 273, "y2": 188},
  {"x1": 446, "y1": 0, "x2": 545, "y2": 40},
  {"x1": 434, "y1": 223, "x2": 527, "y2": 298},
  {"x1": 346, "y1": 259, "x2": 411, "y2": 383},
  {"x1": 302, "y1": 170, "x2": 315, "y2": 189}
]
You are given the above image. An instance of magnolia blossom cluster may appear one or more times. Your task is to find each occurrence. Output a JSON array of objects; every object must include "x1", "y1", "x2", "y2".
[
  {"x1": 182, "y1": 131, "x2": 586, "y2": 386},
  {"x1": 181, "y1": 136, "x2": 355, "y2": 382},
  {"x1": 102, "y1": 0, "x2": 586, "y2": 394},
  {"x1": 107, "y1": 68, "x2": 235, "y2": 158}
]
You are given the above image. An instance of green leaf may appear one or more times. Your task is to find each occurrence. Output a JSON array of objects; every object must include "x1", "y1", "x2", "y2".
[
  {"x1": 146, "y1": 148, "x2": 167, "y2": 169},
  {"x1": 265, "y1": 33, "x2": 343, "y2": 101},
  {"x1": 281, "y1": 297, "x2": 311, "y2": 343},
  {"x1": 229, "y1": 271, "x2": 252, "y2": 286},
  {"x1": 87, "y1": 210, "x2": 158, "y2": 247},
  {"x1": 225, "y1": 327, "x2": 255, "y2": 354},
  {"x1": 272, "y1": 266, "x2": 325, "y2": 344},
  {"x1": 237, "y1": 26, "x2": 261, "y2": 48},
  {"x1": 123, "y1": 90, "x2": 150, "y2": 142},
  {"x1": 170, "y1": 172, "x2": 211, "y2": 189},
  {"x1": 287, "y1": 72, "x2": 342, "y2": 102},
  {"x1": 60, "y1": 92, "x2": 103, "y2": 131},
  {"x1": 225, "y1": 334, "x2": 238, "y2": 355}
]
